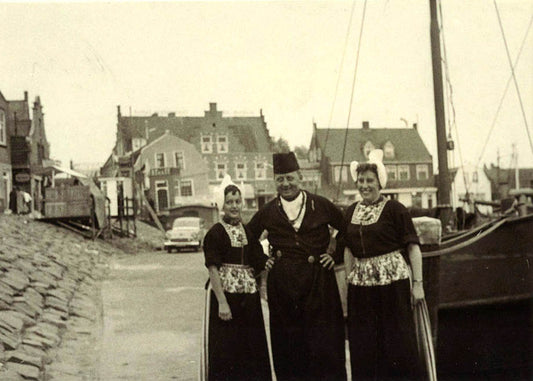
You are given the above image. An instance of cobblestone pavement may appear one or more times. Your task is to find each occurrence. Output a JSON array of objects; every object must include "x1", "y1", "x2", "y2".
[{"x1": 98, "y1": 250, "x2": 206, "y2": 381}]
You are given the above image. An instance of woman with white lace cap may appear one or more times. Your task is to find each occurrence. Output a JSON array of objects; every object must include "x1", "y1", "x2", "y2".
[
  {"x1": 203, "y1": 175, "x2": 273, "y2": 380},
  {"x1": 341, "y1": 149, "x2": 425, "y2": 380}
]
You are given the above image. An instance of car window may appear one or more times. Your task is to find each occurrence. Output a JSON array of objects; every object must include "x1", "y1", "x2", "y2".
[{"x1": 173, "y1": 218, "x2": 199, "y2": 228}]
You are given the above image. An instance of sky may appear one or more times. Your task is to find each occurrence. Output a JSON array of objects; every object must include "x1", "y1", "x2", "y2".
[{"x1": 1, "y1": 0, "x2": 532, "y2": 171}]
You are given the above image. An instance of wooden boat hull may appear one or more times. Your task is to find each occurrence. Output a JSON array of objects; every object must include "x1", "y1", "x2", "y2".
[{"x1": 421, "y1": 214, "x2": 533, "y2": 378}]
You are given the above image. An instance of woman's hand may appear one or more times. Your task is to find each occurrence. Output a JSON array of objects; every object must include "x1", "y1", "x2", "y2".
[
  {"x1": 320, "y1": 253, "x2": 335, "y2": 270},
  {"x1": 265, "y1": 257, "x2": 275, "y2": 271},
  {"x1": 411, "y1": 281, "x2": 425, "y2": 304},
  {"x1": 218, "y1": 302, "x2": 232, "y2": 321}
]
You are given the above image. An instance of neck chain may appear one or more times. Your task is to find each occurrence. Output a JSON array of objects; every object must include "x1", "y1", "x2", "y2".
[{"x1": 283, "y1": 191, "x2": 306, "y2": 225}]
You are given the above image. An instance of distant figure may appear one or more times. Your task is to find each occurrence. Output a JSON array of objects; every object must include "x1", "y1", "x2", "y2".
[
  {"x1": 22, "y1": 191, "x2": 32, "y2": 214},
  {"x1": 9, "y1": 187, "x2": 18, "y2": 214}
]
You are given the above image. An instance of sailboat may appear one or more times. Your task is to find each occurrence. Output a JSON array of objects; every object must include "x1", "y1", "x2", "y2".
[
  {"x1": 324, "y1": 0, "x2": 533, "y2": 378},
  {"x1": 419, "y1": 0, "x2": 533, "y2": 378}
]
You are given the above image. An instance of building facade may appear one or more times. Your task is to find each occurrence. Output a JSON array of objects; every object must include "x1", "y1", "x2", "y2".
[
  {"x1": 0, "y1": 91, "x2": 12, "y2": 212},
  {"x1": 7, "y1": 91, "x2": 51, "y2": 213},
  {"x1": 133, "y1": 132, "x2": 210, "y2": 212},
  {"x1": 450, "y1": 163, "x2": 493, "y2": 214},
  {"x1": 107, "y1": 103, "x2": 276, "y2": 210},
  {"x1": 309, "y1": 121, "x2": 437, "y2": 208}
]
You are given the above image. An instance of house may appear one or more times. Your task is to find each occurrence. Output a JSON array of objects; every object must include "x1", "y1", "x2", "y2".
[
  {"x1": 132, "y1": 131, "x2": 210, "y2": 212},
  {"x1": 105, "y1": 103, "x2": 276, "y2": 209},
  {"x1": 484, "y1": 165, "x2": 533, "y2": 201},
  {"x1": 450, "y1": 163, "x2": 493, "y2": 214},
  {"x1": 8, "y1": 91, "x2": 51, "y2": 213},
  {"x1": 0, "y1": 91, "x2": 12, "y2": 212},
  {"x1": 308, "y1": 121, "x2": 437, "y2": 208}
]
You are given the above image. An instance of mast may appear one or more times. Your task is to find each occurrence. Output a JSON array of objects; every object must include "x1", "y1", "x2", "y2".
[{"x1": 429, "y1": 0, "x2": 452, "y2": 228}]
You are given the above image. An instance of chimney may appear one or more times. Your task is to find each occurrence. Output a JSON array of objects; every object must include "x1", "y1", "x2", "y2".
[
  {"x1": 362, "y1": 121, "x2": 370, "y2": 129},
  {"x1": 413, "y1": 123, "x2": 418, "y2": 131},
  {"x1": 24, "y1": 91, "x2": 28, "y2": 101},
  {"x1": 209, "y1": 103, "x2": 217, "y2": 113},
  {"x1": 117, "y1": 105, "x2": 121, "y2": 118}
]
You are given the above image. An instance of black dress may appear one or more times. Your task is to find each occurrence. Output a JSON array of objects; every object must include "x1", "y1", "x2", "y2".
[
  {"x1": 248, "y1": 191, "x2": 347, "y2": 381},
  {"x1": 341, "y1": 197, "x2": 422, "y2": 380},
  {"x1": 203, "y1": 222, "x2": 271, "y2": 381}
]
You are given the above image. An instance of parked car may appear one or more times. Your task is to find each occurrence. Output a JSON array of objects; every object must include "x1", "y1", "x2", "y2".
[{"x1": 164, "y1": 217, "x2": 206, "y2": 253}]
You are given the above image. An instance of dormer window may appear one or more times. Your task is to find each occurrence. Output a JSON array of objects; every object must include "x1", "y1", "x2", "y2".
[
  {"x1": 384, "y1": 141, "x2": 395, "y2": 159},
  {"x1": 363, "y1": 141, "x2": 375, "y2": 159},
  {"x1": 217, "y1": 135, "x2": 228, "y2": 153},
  {"x1": 201, "y1": 135, "x2": 213, "y2": 153}
]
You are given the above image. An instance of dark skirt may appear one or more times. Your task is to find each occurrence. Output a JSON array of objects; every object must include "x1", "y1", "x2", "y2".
[
  {"x1": 208, "y1": 290, "x2": 271, "y2": 381},
  {"x1": 267, "y1": 257, "x2": 347, "y2": 381},
  {"x1": 347, "y1": 278, "x2": 422, "y2": 381}
]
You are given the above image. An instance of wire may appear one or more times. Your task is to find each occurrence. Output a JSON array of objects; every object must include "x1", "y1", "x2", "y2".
[
  {"x1": 493, "y1": 0, "x2": 533, "y2": 154},
  {"x1": 323, "y1": 0, "x2": 357, "y2": 154},
  {"x1": 438, "y1": 0, "x2": 470, "y2": 198},
  {"x1": 476, "y1": 13, "x2": 533, "y2": 168},
  {"x1": 336, "y1": 0, "x2": 368, "y2": 202}
]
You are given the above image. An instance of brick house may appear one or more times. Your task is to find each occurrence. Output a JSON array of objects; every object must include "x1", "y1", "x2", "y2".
[
  {"x1": 308, "y1": 121, "x2": 437, "y2": 208},
  {"x1": 7, "y1": 91, "x2": 51, "y2": 212},
  {"x1": 0, "y1": 91, "x2": 12, "y2": 212},
  {"x1": 108, "y1": 103, "x2": 276, "y2": 210}
]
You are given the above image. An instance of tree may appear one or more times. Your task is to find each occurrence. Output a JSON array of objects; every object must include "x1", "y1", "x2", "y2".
[
  {"x1": 272, "y1": 136, "x2": 291, "y2": 153},
  {"x1": 294, "y1": 145, "x2": 308, "y2": 159}
]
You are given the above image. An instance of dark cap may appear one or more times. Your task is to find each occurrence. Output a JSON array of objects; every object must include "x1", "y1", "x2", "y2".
[{"x1": 273, "y1": 152, "x2": 300, "y2": 174}]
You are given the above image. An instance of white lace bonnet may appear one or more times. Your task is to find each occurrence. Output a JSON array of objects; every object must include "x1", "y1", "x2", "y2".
[{"x1": 349, "y1": 149, "x2": 388, "y2": 189}]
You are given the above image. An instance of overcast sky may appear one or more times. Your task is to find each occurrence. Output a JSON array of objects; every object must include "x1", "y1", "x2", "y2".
[{"x1": 1, "y1": 0, "x2": 532, "y2": 171}]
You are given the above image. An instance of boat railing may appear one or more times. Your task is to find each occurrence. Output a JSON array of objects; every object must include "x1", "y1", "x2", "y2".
[{"x1": 422, "y1": 217, "x2": 508, "y2": 258}]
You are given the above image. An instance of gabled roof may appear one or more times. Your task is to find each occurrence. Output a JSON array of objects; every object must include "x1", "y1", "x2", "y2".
[
  {"x1": 484, "y1": 166, "x2": 533, "y2": 188},
  {"x1": 118, "y1": 106, "x2": 271, "y2": 153},
  {"x1": 314, "y1": 127, "x2": 432, "y2": 163},
  {"x1": 8, "y1": 100, "x2": 30, "y2": 121}
]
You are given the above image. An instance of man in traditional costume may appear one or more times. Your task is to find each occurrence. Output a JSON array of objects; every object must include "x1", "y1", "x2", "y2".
[{"x1": 247, "y1": 152, "x2": 347, "y2": 381}]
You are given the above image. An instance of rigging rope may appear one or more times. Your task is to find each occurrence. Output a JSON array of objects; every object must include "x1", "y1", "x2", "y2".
[
  {"x1": 336, "y1": 0, "x2": 368, "y2": 202},
  {"x1": 476, "y1": 13, "x2": 533, "y2": 169},
  {"x1": 315, "y1": 0, "x2": 357, "y2": 195},
  {"x1": 493, "y1": 0, "x2": 533, "y2": 154},
  {"x1": 323, "y1": 0, "x2": 357, "y2": 156}
]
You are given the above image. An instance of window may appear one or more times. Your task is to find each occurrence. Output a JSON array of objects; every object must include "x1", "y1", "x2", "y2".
[
  {"x1": 180, "y1": 180, "x2": 193, "y2": 197},
  {"x1": 386, "y1": 165, "x2": 397, "y2": 181},
  {"x1": 384, "y1": 141, "x2": 395, "y2": 159},
  {"x1": 216, "y1": 163, "x2": 226, "y2": 179},
  {"x1": 334, "y1": 165, "x2": 349, "y2": 183},
  {"x1": 235, "y1": 162, "x2": 246, "y2": 180},
  {"x1": 174, "y1": 151, "x2": 185, "y2": 170},
  {"x1": 217, "y1": 135, "x2": 228, "y2": 153},
  {"x1": 0, "y1": 109, "x2": 5, "y2": 145},
  {"x1": 201, "y1": 135, "x2": 213, "y2": 153},
  {"x1": 255, "y1": 162, "x2": 266, "y2": 179},
  {"x1": 416, "y1": 164, "x2": 428, "y2": 180},
  {"x1": 398, "y1": 165, "x2": 410, "y2": 180},
  {"x1": 363, "y1": 141, "x2": 375, "y2": 159},
  {"x1": 155, "y1": 153, "x2": 165, "y2": 168}
]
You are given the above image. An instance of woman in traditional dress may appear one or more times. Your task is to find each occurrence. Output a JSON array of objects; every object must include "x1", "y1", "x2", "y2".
[
  {"x1": 342, "y1": 149, "x2": 425, "y2": 380},
  {"x1": 203, "y1": 182, "x2": 273, "y2": 381}
]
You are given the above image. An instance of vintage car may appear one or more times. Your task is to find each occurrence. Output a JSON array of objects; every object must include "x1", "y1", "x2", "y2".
[{"x1": 164, "y1": 216, "x2": 206, "y2": 253}]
